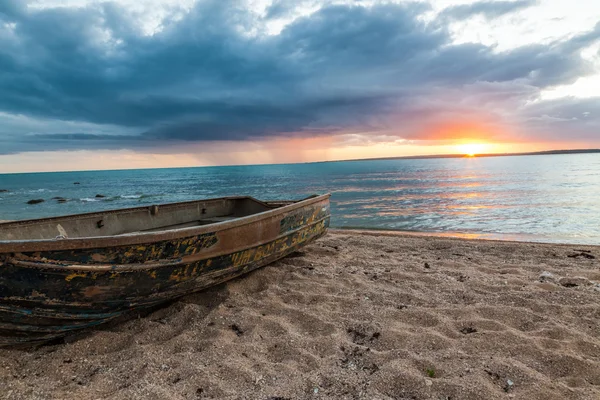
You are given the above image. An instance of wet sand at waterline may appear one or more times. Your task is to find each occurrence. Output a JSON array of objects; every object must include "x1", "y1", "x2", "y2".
[{"x1": 0, "y1": 230, "x2": 599, "y2": 400}]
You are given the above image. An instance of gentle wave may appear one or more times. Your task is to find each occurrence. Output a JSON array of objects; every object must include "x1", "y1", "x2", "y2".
[{"x1": 81, "y1": 194, "x2": 149, "y2": 202}]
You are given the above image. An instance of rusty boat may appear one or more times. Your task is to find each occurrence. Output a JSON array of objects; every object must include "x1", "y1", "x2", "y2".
[{"x1": 0, "y1": 194, "x2": 330, "y2": 346}]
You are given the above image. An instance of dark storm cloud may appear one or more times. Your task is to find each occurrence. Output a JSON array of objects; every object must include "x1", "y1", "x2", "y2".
[{"x1": 0, "y1": 0, "x2": 599, "y2": 154}]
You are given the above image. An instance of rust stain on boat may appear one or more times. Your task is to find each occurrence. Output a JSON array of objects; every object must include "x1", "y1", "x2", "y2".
[{"x1": 83, "y1": 286, "x2": 110, "y2": 298}]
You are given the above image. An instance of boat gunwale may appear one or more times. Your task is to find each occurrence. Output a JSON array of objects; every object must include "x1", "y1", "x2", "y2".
[
  {"x1": 0, "y1": 194, "x2": 331, "y2": 253},
  {"x1": 4, "y1": 215, "x2": 330, "y2": 272}
]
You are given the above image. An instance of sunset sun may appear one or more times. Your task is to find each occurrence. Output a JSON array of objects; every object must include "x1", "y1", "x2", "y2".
[{"x1": 457, "y1": 143, "x2": 488, "y2": 157}]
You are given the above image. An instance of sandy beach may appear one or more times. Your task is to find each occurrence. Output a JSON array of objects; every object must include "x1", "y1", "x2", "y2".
[{"x1": 0, "y1": 230, "x2": 599, "y2": 400}]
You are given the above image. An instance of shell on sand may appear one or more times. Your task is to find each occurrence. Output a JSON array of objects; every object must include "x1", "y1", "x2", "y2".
[{"x1": 0, "y1": 230, "x2": 599, "y2": 399}]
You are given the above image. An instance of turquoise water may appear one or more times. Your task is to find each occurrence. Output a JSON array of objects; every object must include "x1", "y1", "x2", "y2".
[{"x1": 1, "y1": 154, "x2": 600, "y2": 244}]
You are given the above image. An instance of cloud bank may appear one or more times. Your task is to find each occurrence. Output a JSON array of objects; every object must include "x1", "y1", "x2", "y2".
[{"x1": 1, "y1": 0, "x2": 599, "y2": 156}]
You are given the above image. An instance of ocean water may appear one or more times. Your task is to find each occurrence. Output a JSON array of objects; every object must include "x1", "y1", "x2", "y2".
[{"x1": 1, "y1": 154, "x2": 599, "y2": 244}]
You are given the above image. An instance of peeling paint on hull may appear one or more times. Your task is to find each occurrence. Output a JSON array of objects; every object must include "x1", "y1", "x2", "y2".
[{"x1": 0, "y1": 195, "x2": 330, "y2": 346}]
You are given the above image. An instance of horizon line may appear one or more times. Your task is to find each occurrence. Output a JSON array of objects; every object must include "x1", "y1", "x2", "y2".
[{"x1": 1, "y1": 148, "x2": 599, "y2": 175}]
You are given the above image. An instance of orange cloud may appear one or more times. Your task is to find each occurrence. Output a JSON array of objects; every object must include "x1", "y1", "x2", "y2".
[{"x1": 417, "y1": 120, "x2": 505, "y2": 142}]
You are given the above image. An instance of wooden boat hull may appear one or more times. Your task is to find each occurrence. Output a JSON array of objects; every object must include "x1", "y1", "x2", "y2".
[{"x1": 0, "y1": 195, "x2": 330, "y2": 346}]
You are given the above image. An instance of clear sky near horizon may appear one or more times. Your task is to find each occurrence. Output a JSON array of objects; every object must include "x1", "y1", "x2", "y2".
[{"x1": 1, "y1": 0, "x2": 599, "y2": 172}]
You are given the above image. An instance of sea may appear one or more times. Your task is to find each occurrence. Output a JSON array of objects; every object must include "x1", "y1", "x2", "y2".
[{"x1": 1, "y1": 153, "x2": 599, "y2": 245}]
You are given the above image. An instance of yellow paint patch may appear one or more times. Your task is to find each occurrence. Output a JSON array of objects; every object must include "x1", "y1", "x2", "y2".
[
  {"x1": 168, "y1": 269, "x2": 187, "y2": 282},
  {"x1": 65, "y1": 272, "x2": 87, "y2": 282}
]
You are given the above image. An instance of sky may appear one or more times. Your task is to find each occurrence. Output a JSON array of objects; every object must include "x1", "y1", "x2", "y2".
[{"x1": 0, "y1": 0, "x2": 599, "y2": 172}]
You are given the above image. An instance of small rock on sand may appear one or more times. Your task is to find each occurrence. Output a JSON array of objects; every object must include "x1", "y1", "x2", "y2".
[
  {"x1": 558, "y1": 276, "x2": 592, "y2": 288},
  {"x1": 538, "y1": 271, "x2": 556, "y2": 283}
]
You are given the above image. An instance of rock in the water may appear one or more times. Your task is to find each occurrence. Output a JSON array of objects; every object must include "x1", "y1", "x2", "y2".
[
  {"x1": 73, "y1": 182, "x2": 80, "y2": 185},
  {"x1": 558, "y1": 276, "x2": 592, "y2": 288},
  {"x1": 538, "y1": 271, "x2": 556, "y2": 283},
  {"x1": 57, "y1": 198, "x2": 68, "y2": 203},
  {"x1": 95, "y1": 194, "x2": 106, "y2": 198},
  {"x1": 52, "y1": 197, "x2": 66, "y2": 200},
  {"x1": 0, "y1": 189, "x2": 8, "y2": 193},
  {"x1": 27, "y1": 199, "x2": 45, "y2": 205}
]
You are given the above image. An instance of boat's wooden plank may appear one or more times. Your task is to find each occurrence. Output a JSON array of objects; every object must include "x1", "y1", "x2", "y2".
[
  {"x1": 197, "y1": 216, "x2": 237, "y2": 224},
  {"x1": 0, "y1": 197, "x2": 273, "y2": 241},
  {"x1": 135, "y1": 215, "x2": 238, "y2": 233}
]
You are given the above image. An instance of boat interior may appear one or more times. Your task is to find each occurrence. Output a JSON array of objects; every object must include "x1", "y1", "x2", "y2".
[{"x1": 0, "y1": 197, "x2": 294, "y2": 241}]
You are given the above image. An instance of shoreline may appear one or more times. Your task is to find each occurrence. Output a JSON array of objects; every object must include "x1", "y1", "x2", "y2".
[
  {"x1": 331, "y1": 228, "x2": 600, "y2": 247},
  {"x1": 1, "y1": 230, "x2": 599, "y2": 399}
]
